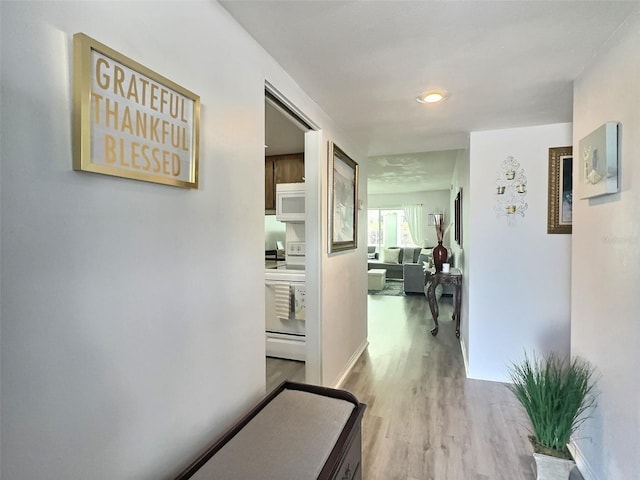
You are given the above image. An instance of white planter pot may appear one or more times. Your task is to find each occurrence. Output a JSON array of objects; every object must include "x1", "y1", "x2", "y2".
[{"x1": 533, "y1": 453, "x2": 576, "y2": 480}]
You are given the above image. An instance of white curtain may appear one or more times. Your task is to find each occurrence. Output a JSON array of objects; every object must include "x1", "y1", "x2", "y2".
[{"x1": 402, "y1": 204, "x2": 423, "y2": 246}]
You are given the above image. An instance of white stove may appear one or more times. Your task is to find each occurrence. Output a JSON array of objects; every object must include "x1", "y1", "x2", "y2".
[
  {"x1": 284, "y1": 241, "x2": 305, "y2": 267},
  {"x1": 265, "y1": 241, "x2": 306, "y2": 361}
]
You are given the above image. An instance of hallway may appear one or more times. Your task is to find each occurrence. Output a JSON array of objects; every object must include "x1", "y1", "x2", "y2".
[
  {"x1": 342, "y1": 294, "x2": 536, "y2": 480},
  {"x1": 267, "y1": 292, "x2": 584, "y2": 479}
]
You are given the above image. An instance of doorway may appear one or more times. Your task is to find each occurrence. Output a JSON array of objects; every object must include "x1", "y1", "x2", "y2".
[{"x1": 264, "y1": 86, "x2": 320, "y2": 389}]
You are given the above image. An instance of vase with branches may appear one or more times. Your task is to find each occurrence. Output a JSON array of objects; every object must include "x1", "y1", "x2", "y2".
[{"x1": 432, "y1": 214, "x2": 448, "y2": 271}]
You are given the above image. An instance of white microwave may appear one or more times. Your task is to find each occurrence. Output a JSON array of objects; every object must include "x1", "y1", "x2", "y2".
[{"x1": 276, "y1": 183, "x2": 305, "y2": 222}]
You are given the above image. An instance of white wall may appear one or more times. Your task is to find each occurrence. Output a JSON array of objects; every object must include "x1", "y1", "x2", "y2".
[
  {"x1": 0, "y1": 2, "x2": 368, "y2": 478},
  {"x1": 368, "y1": 190, "x2": 451, "y2": 247},
  {"x1": 571, "y1": 9, "x2": 640, "y2": 480},
  {"x1": 450, "y1": 147, "x2": 470, "y2": 361},
  {"x1": 264, "y1": 215, "x2": 285, "y2": 250},
  {"x1": 318, "y1": 137, "x2": 369, "y2": 387},
  {"x1": 468, "y1": 123, "x2": 572, "y2": 382}
]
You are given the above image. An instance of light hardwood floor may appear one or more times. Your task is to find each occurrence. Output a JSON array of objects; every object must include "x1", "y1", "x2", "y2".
[
  {"x1": 266, "y1": 356, "x2": 305, "y2": 391},
  {"x1": 343, "y1": 294, "x2": 536, "y2": 479},
  {"x1": 266, "y1": 293, "x2": 583, "y2": 479}
]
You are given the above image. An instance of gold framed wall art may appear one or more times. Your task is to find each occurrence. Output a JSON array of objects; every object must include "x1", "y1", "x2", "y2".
[
  {"x1": 547, "y1": 146, "x2": 573, "y2": 234},
  {"x1": 73, "y1": 33, "x2": 200, "y2": 188}
]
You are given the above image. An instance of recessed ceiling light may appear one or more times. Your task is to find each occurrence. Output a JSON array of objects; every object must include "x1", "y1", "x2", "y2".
[{"x1": 416, "y1": 90, "x2": 448, "y2": 104}]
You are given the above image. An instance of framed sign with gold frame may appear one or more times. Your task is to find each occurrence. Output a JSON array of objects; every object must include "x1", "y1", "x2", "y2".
[
  {"x1": 328, "y1": 142, "x2": 358, "y2": 253},
  {"x1": 73, "y1": 33, "x2": 200, "y2": 188},
  {"x1": 547, "y1": 146, "x2": 573, "y2": 234}
]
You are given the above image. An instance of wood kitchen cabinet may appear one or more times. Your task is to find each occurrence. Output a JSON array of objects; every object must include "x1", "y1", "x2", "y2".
[
  {"x1": 265, "y1": 157, "x2": 276, "y2": 211},
  {"x1": 265, "y1": 152, "x2": 304, "y2": 212}
]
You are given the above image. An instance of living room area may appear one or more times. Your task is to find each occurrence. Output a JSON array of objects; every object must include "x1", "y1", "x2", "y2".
[{"x1": 366, "y1": 159, "x2": 460, "y2": 298}]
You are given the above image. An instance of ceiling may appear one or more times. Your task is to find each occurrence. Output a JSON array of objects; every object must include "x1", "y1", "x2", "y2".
[
  {"x1": 368, "y1": 149, "x2": 460, "y2": 194},
  {"x1": 231, "y1": 1, "x2": 639, "y2": 192}
]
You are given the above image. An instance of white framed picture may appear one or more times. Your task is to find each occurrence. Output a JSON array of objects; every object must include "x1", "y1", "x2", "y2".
[{"x1": 578, "y1": 122, "x2": 619, "y2": 199}]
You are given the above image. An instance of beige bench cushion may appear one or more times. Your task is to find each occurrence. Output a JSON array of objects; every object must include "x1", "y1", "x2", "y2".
[{"x1": 191, "y1": 389, "x2": 355, "y2": 480}]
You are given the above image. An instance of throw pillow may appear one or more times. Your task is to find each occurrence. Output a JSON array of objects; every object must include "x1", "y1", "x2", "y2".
[
  {"x1": 402, "y1": 247, "x2": 417, "y2": 264},
  {"x1": 418, "y1": 248, "x2": 433, "y2": 268},
  {"x1": 420, "y1": 248, "x2": 433, "y2": 257},
  {"x1": 383, "y1": 248, "x2": 400, "y2": 264}
]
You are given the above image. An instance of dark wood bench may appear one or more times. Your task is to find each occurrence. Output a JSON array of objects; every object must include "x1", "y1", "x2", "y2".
[{"x1": 175, "y1": 381, "x2": 366, "y2": 480}]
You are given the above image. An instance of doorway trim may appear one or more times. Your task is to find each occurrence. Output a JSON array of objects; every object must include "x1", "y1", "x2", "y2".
[{"x1": 264, "y1": 82, "x2": 323, "y2": 385}]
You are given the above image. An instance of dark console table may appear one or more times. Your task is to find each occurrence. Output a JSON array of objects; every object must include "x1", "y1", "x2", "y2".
[{"x1": 425, "y1": 268, "x2": 462, "y2": 338}]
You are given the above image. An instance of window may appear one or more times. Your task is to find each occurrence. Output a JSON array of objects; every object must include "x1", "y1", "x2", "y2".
[{"x1": 367, "y1": 208, "x2": 416, "y2": 252}]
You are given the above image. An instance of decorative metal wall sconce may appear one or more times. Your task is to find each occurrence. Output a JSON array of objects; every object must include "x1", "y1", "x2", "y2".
[{"x1": 494, "y1": 156, "x2": 528, "y2": 223}]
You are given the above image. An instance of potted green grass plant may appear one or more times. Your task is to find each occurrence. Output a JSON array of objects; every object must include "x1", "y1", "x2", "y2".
[{"x1": 508, "y1": 352, "x2": 596, "y2": 480}]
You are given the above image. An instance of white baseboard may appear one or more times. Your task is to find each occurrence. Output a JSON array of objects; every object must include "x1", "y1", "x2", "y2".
[
  {"x1": 568, "y1": 442, "x2": 598, "y2": 480},
  {"x1": 460, "y1": 335, "x2": 470, "y2": 377},
  {"x1": 333, "y1": 339, "x2": 369, "y2": 389}
]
